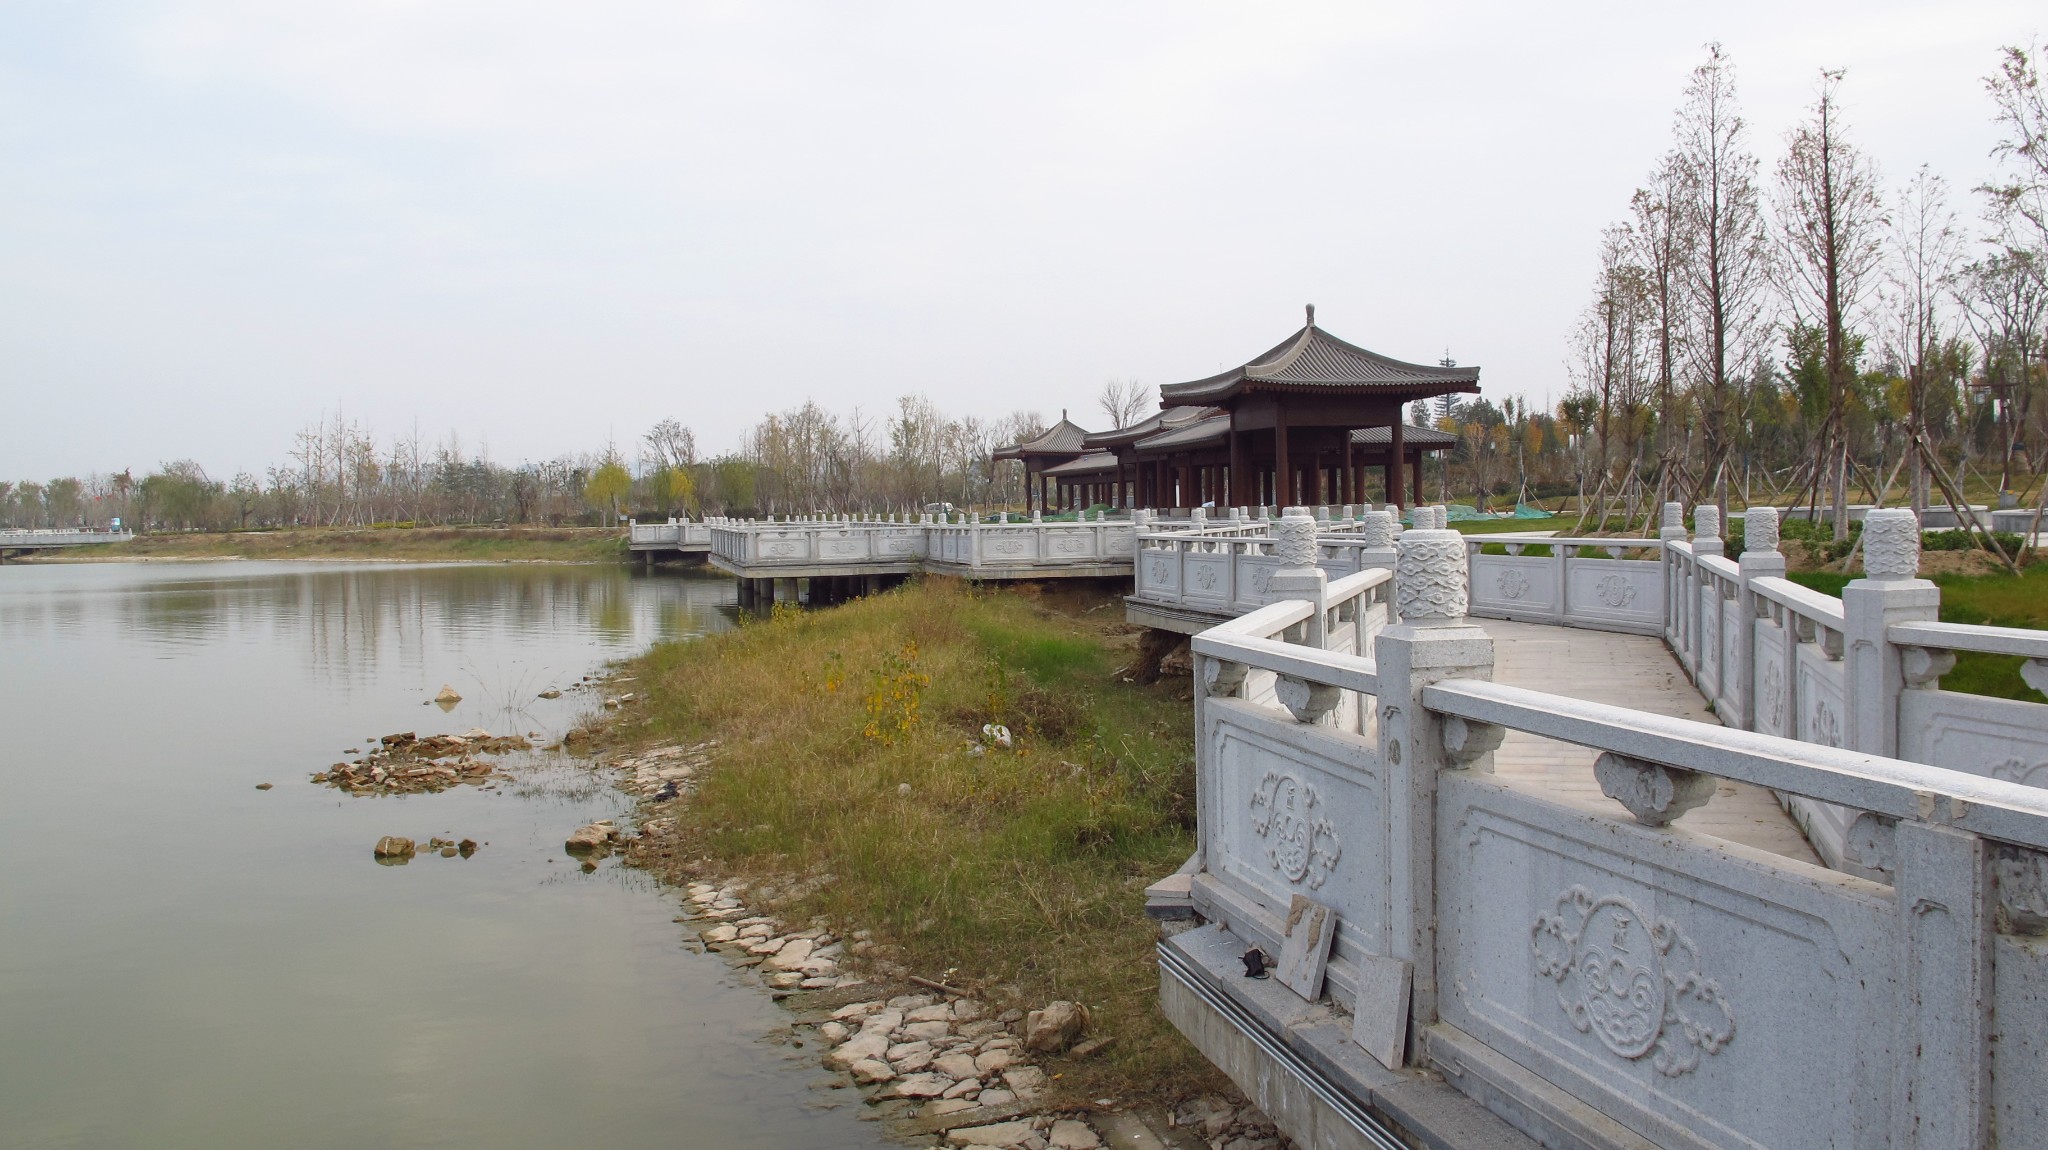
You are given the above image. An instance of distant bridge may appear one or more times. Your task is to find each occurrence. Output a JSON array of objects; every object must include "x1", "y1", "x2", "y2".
[{"x1": 0, "y1": 528, "x2": 133, "y2": 559}]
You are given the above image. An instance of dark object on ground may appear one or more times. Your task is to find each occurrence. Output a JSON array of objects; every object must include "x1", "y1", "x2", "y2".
[{"x1": 1240, "y1": 947, "x2": 1270, "y2": 979}]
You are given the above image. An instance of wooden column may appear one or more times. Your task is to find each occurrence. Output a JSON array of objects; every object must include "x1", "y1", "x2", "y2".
[
  {"x1": 1272, "y1": 399, "x2": 1290, "y2": 508},
  {"x1": 1387, "y1": 421, "x2": 1406, "y2": 507},
  {"x1": 1342, "y1": 435, "x2": 1355, "y2": 504},
  {"x1": 1229, "y1": 415, "x2": 1247, "y2": 506},
  {"x1": 1412, "y1": 453, "x2": 1424, "y2": 506}
]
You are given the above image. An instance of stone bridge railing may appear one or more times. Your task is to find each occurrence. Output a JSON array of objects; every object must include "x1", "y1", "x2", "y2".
[
  {"x1": 626, "y1": 518, "x2": 720, "y2": 548},
  {"x1": 0, "y1": 527, "x2": 136, "y2": 549},
  {"x1": 704, "y1": 511, "x2": 1147, "y2": 577},
  {"x1": 1165, "y1": 511, "x2": 2048, "y2": 1150}
]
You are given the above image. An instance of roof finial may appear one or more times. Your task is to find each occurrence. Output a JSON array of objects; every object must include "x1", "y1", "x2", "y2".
[
  {"x1": 1061, "y1": 408, "x2": 1067, "y2": 421},
  {"x1": 1305, "y1": 303, "x2": 1316, "y2": 328}
]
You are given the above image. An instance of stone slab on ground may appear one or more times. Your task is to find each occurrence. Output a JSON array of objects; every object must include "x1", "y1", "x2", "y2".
[
  {"x1": 945, "y1": 1120, "x2": 1037, "y2": 1146},
  {"x1": 1088, "y1": 1112, "x2": 1172, "y2": 1150},
  {"x1": 899, "y1": 1100, "x2": 1039, "y2": 1137}
]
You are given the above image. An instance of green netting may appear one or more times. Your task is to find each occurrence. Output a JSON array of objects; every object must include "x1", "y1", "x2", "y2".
[
  {"x1": 1513, "y1": 504, "x2": 1556, "y2": 519},
  {"x1": 1442, "y1": 503, "x2": 1485, "y2": 521}
]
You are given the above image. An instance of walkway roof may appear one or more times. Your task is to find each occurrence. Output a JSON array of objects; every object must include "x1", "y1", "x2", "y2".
[{"x1": 1041, "y1": 451, "x2": 1120, "y2": 478}]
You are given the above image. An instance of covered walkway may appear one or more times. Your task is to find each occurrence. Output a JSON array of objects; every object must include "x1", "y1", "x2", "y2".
[{"x1": 1482, "y1": 618, "x2": 1821, "y2": 864}]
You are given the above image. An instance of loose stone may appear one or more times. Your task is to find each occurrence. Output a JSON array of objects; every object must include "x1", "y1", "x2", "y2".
[
  {"x1": 946, "y1": 1121, "x2": 1037, "y2": 1147},
  {"x1": 826, "y1": 1032, "x2": 888, "y2": 1069},
  {"x1": 849, "y1": 1059, "x2": 895, "y2": 1085},
  {"x1": 890, "y1": 1073, "x2": 953, "y2": 1099},
  {"x1": 1047, "y1": 1119, "x2": 1102, "y2": 1150}
]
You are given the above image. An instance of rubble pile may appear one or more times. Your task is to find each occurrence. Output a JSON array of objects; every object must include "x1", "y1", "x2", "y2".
[{"x1": 311, "y1": 729, "x2": 530, "y2": 795}]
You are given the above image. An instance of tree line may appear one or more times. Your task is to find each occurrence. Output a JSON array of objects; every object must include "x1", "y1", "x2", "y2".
[
  {"x1": 1554, "y1": 41, "x2": 2048, "y2": 546},
  {"x1": 0, "y1": 397, "x2": 1050, "y2": 533}
]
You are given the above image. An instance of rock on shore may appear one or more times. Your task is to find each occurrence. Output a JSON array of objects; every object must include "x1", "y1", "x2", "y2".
[{"x1": 311, "y1": 729, "x2": 528, "y2": 796}]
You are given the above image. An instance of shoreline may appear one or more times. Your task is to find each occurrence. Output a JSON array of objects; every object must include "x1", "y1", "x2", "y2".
[
  {"x1": 5, "y1": 526, "x2": 638, "y2": 566},
  {"x1": 570, "y1": 703, "x2": 1288, "y2": 1150}
]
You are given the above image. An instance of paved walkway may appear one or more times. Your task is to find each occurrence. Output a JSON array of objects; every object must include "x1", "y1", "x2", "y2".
[{"x1": 1480, "y1": 619, "x2": 1822, "y2": 865}]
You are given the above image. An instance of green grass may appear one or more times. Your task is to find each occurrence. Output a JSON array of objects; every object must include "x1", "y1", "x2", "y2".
[
  {"x1": 1789, "y1": 566, "x2": 2048, "y2": 704},
  {"x1": 1451, "y1": 516, "x2": 1570, "y2": 535},
  {"x1": 33, "y1": 526, "x2": 627, "y2": 563},
  {"x1": 624, "y1": 578, "x2": 1211, "y2": 1103}
]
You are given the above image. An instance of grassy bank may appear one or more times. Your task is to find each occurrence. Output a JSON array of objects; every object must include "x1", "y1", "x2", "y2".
[
  {"x1": 1789, "y1": 564, "x2": 2048, "y2": 704},
  {"x1": 623, "y1": 577, "x2": 1211, "y2": 1102},
  {"x1": 22, "y1": 526, "x2": 627, "y2": 563}
]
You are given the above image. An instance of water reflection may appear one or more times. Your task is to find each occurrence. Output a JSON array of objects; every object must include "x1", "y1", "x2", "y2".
[{"x1": 0, "y1": 561, "x2": 892, "y2": 1150}]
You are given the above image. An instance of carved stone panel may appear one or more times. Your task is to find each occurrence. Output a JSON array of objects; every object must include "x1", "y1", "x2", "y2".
[
  {"x1": 1467, "y1": 555, "x2": 1554, "y2": 618},
  {"x1": 1249, "y1": 769, "x2": 1343, "y2": 888},
  {"x1": 1753, "y1": 620, "x2": 1790, "y2": 739},
  {"x1": 1206, "y1": 702, "x2": 1388, "y2": 957},
  {"x1": 1796, "y1": 643, "x2": 1847, "y2": 749},
  {"x1": 1562, "y1": 558, "x2": 1664, "y2": 632},
  {"x1": 1186, "y1": 559, "x2": 1227, "y2": 600},
  {"x1": 1898, "y1": 689, "x2": 2048, "y2": 790},
  {"x1": 1437, "y1": 775, "x2": 1895, "y2": 1150},
  {"x1": 1532, "y1": 886, "x2": 1735, "y2": 1075}
]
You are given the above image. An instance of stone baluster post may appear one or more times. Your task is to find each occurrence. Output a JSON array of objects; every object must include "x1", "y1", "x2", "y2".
[
  {"x1": 1266, "y1": 508, "x2": 1327, "y2": 649},
  {"x1": 1844, "y1": 509, "x2": 1938, "y2": 760},
  {"x1": 1660, "y1": 502, "x2": 1686, "y2": 650},
  {"x1": 1693, "y1": 505, "x2": 1724, "y2": 693},
  {"x1": 1190, "y1": 506, "x2": 1206, "y2": 529},
  {"x1": 1358, "y1": 509, "x2": 1399, "y2": 624},
  {"x1": 1733, "y1": 507, "x2": 1785, "y2": 733},
  {"x1": 1377, "y1": 524, "x2": 1496, "y2": 1060}
]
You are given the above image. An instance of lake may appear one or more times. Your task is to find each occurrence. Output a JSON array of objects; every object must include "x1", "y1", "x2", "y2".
[{"x1": 0, "y1": 560, "x2": 892, "y2": 1149}]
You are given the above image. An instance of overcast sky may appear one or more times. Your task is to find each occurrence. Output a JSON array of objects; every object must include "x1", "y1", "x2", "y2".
[{"x1": 1, "y1": 1, "x2": 2038, "y2": 479}]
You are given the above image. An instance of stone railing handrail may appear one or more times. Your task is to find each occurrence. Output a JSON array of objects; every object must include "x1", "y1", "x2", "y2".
[
  {"x1": 1462, "y1": 534, "x2": 1663, "y2": 559},
  {"x1": 1749, "y1": 574, "x2": 1848, "y2": 630},
  {"x1": 1421, "y1": 677, "x2": 2048, "y2": 852},
  {"x1": 1888, "y1": 619, "x2": 2048, "y2": 661},
  {"x1": 1190, "y1": 569, "x2": 1390, "y2": 696}
]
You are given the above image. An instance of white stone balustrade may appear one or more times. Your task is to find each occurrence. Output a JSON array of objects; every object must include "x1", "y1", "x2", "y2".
[
  {"x1": 1167, "y1": 517, "x2": 2048, "y2": 1150},
  {"x1": 702, "y1": 514, "x2": 1143, "y2": 579}
]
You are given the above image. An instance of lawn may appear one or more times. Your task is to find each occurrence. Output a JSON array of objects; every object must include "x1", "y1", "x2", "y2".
[{"x1": 1789, "y1": 565, "x2": 2048, "y2": 704}]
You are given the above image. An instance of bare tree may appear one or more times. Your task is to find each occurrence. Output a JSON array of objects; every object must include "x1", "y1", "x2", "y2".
[
  {"x1": 1630, "y1": 159, "x2": 1690, "y2": 518},
  {"x1": 1097, "y1": 378, "x2": 1151, "y2": 429},
  {"x1": 1775, "y1": 68, "x2": 1887, "y2": 539},
  {"x1": 1984, "y1": 41, "x2": 2048, "y2": 255},
  {"x1": 1672, "y1": 43, "x2": 1775, "y2": 514},
  {"x1": 1883, "y1": 166, "x2": 1965, "y2": 512}
]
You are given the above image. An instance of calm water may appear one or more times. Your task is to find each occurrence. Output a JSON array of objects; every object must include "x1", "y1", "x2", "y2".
[{"x1": 0, "y1": 561, "x2": 889, "y2": 1150}]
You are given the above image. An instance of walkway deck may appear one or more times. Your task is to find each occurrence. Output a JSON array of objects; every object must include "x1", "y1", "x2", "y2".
[{"x1": 1482, "y1": 618, "x2": 1822, "y2": 865}]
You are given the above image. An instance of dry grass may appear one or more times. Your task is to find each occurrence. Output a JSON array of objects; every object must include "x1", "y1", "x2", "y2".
[{"x1": 627, "y1": 576, "x2": 1217, "y2": 1102}]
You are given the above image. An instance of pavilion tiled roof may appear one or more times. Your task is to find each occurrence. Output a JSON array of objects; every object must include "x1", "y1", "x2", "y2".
[
  {"x1": 1082, "y1": 405, "x2": 1219, "y2": 450},
  {"x1": 1129, "y1": 418, "x2": 1456, "y2": 455},
  {"x1": 1158, "y1": 310, "x2": 1481, "y2": 405},
  {"x1": 1132, "y1": 413, "x2": 1233, "y2": 454},
  {"x1": 1040, "y1": 451, "x2": 1119, "y2": 478},
  {"x1": 993, "y1": 416, "x2": 1093, "y2": 460},
  {"x1": 1352, "y1": 424, "x2": 1458, "y2": 447}
]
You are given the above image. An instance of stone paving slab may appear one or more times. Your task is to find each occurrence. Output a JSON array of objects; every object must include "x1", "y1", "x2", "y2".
[{"x1": 1479, "y1": 619, "x2": 1823, "y2": 866}]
